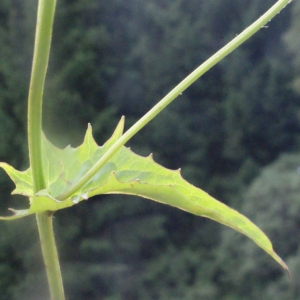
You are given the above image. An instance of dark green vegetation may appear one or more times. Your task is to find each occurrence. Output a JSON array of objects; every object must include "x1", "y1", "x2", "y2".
[{"x1": 0, "y1": 0, "x2": 299, "y2": 299}]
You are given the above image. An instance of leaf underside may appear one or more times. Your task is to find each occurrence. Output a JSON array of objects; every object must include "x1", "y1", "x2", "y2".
[{"x1": 0, "y1": 117, "x2": 289, "y2": 273}]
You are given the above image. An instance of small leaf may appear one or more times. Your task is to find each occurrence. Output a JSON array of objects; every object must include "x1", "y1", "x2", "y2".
[
  {"x1": 0, "y1": 208, "x2": 33, "y2": 220},
  {"x1": 0, "y1": 117, "x2": 288, "y2": 272}
]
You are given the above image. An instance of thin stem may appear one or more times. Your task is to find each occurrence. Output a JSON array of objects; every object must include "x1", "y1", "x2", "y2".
[
  {"x1": 36, "y1": 213, "x2": 65, "y2": 300},
  {"x1": 57, "y1": 0, "x2": 290, "y2": 201},
  {"x1": 28, "y1": 0, "x2": 56, "y2": 192},
  {"x1": 28, "y1": 0, "x2": 65, "y2": 299}
]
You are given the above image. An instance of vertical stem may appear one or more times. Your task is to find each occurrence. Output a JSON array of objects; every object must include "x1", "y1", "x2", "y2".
[
  {"x1": 28, "y1": 0, "x2": 56, "y2": 192},
  {"x1": 27, "y1": 0, "x2": 65, "y2": 299},
  {"x1": 36, "y1": 212, "x2": 65, "y2": 300}
]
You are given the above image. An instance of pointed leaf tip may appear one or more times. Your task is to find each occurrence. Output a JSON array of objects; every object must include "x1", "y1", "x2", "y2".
[
  {"x1": 114, "y1": 117, "x2": 125, "y2": 138},
  {"x1": 273, "y1": 252, "x2": 290, "y2": 277}
]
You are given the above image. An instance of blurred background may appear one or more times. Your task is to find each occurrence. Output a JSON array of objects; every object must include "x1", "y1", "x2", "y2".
[{"x1": 0, "y1": 0, "x2": 300, "y2": 299}]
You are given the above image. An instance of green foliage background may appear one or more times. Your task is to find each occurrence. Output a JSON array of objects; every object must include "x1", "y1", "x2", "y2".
[{"x1": 0, "y1": 0, "x2": 299, "y2": 299}]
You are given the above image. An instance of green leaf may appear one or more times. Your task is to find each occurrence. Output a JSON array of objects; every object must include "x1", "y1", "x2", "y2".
[
  {"x1": 0, "y1": 118, "x2": 288, "y2": 273},
  {"x1": 0, "y1": 208, "x2": 32, "y2": 220}
]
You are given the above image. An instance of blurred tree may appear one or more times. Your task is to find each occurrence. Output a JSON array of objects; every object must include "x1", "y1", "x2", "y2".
[
  {"x1": 284, "y1": 0, "x2": 300, "y2": 94},
  {"x1": 0, "y1": 0, "x2": 298, "y2": 299},
  {"x1": 0, "y1": 0, "x2": 35, "y2": 297},
  {"x1": 214, "y1": 153, "x2": 300, "y2": 299},
  {"x1": 0, "y1": 0, "x2": 31, "y2": 168},
  {"x1": 107, "y1": 0, "x2": 295, "y2": 201},
  {"x1": 0, "y1": 0, "x2": 120, "y2": 297},
  {"x1": 43, "y1": 0, "x2": 118, "y2": 146}
]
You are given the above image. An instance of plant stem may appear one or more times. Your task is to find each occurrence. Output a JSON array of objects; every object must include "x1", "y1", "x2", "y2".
[
  {"x1": 36, "y1": 212, "x2": 65, "y2": 300},
  {"x1": 28, "y1": 0, "x2": 56, "y2": 192},
  {"x1": 28, "y1": 0, "x2": 65, "y2": 299},
  {"x1": 57, "y1": 0, "x2": 290, "y2": 201}
]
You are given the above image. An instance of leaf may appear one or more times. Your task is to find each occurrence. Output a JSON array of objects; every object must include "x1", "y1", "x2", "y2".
[
  {"x1": 0, "y1": 208, "x2": 32, "y2": 220},
  {"x1": 0, "y1": 118, "x2": 288, "y2": 273}
]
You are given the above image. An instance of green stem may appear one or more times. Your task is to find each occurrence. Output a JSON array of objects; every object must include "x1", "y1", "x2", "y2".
[
  {"x1": 36, "y1": 212, "x2": 65, "y2": 300},
  {"x1": 57, "y1": 0, "x2": 290, "y2": 201},
  {"x1": 28, "y1": 0, "x2": 56, "y2": 192},
  {"x1": 28, "y1": 0, "x2": 65, "y2": 299}
]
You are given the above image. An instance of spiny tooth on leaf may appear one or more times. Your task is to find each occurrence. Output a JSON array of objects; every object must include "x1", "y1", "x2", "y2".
[
  {"x1": 111, "y1": 116, "x2": 125, "y2": 140},
  {"x1": 85, "y1": 123, "x2": 96, "y2": 143}
]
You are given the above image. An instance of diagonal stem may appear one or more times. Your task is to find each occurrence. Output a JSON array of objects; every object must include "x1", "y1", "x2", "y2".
[{"x1": 57, "y1": 0, "x2": 291, "y2": 202}]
